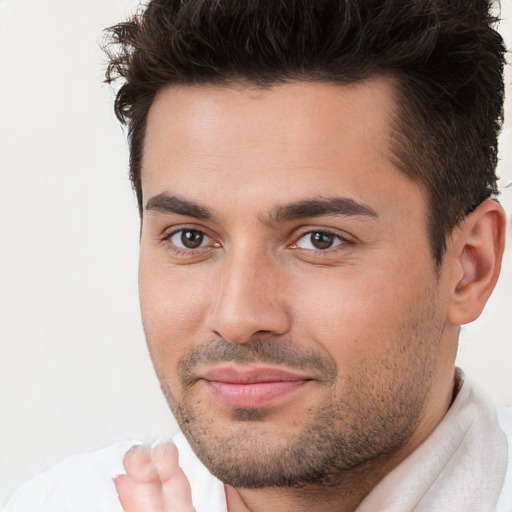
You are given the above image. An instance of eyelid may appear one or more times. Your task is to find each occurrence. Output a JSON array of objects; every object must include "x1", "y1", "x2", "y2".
[
  {"x1": 161, "y1": 224, "x2": 211, "y2": 241},
  {"x1": 169, "y1": 229, "x2": 210, "y2": 249},
  {"x1": 289, "y1": 227, "x2": 353, "y2": 252},
  {"x1": 161, "y1": 225, "x2": 221, "y2": 253}
]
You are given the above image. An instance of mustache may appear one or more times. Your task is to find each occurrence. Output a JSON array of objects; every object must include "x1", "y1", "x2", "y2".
[{"x1": 178, "y1": 338, "x2": 337, "y2": 384}]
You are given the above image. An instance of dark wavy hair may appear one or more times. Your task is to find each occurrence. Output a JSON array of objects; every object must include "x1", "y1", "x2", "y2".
[{"x1": 104, "y1": 0, "x2": 506, "y2": 264}]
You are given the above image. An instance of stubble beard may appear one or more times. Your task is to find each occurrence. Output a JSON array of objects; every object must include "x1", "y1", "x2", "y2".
[{"x1": 150, "y1": 299, "x2": 444, "y2": 489}]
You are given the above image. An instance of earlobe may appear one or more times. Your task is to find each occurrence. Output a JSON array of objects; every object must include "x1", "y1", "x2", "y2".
[{"x1": 447, "y1": 199, "x2": 506, "y2": 326}]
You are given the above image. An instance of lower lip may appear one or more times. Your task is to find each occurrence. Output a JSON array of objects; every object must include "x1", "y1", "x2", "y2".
[{"x1": 203, "y1": 380, "x2": 309, "y2": 408}]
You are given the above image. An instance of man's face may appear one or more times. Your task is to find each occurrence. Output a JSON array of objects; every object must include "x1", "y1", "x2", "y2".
[{"x1": 139, "y1": 80, "x2": 454, "y2": 487}]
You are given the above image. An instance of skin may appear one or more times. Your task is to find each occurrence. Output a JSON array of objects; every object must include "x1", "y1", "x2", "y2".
[
  {"x1": 116, "y1": 79, "x2": 506, "y2": 512},
  {"x1": 115, "y1": 443, "x2": 195, "y2": 512}
]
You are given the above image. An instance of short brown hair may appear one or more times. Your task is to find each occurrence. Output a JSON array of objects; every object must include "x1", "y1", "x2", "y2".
[{"x1": 104, "y1": 0, "x2": 506, "y2": 264}]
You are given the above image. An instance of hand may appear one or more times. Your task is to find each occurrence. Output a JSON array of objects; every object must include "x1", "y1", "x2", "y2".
[{"x1": 115, "y1": 442, "x2": 196, "y2": 512}]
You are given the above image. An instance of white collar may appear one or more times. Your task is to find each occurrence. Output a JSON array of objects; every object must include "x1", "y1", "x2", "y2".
[{"x1": 356, "y1": 369, "x2": 508, "y2": 512}]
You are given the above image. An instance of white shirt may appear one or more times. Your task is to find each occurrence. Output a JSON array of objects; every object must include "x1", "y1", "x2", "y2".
[{"x1": 4, "y1": 375, "x2": 511, "y2": 512}]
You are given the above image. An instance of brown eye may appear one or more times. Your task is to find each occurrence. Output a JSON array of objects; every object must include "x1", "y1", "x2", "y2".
[
  {"x1": 169, "y1": 229, "x2": 209, "y2": 249},
  {"x1": 181, "y1": 230, "x2": 204, "y2": 248},
  {"x1": 310, "y1": 232, "x2": 335, "y2": 249},
  {"x1": 295, "y1": 231, "x2": 345, "y2": 250}
]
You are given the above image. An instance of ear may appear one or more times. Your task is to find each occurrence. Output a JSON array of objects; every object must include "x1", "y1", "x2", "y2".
[{"x1": 446, "y1": 199, "x2": 507, "y2": 326}]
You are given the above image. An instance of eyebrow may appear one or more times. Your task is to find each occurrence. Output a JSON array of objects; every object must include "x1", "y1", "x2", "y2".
[
  {"x1": 145, "y1": 193, "x2": 215, "y2": 221},
  {"x1": 268, "y1": 197, "x2": 378, "y2": 223},
  {"x1": 145, "y1": 192, "x2": 378, "y2": 223}
]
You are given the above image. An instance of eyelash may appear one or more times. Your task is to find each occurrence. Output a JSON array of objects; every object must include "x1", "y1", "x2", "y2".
[
  {"x1": 161, "y1": 227, "x2": 352, "y2": 258},
  {"x1": 161, "y1": 228, "x2": 217, "y2": 256},
  {"x1": 289, "y1": 230, "x2": 352, "y2": 254}
]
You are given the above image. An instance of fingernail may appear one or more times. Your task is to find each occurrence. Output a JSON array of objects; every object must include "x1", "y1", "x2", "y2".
[{"x1": 150, "y1": 437, "x2": 175, "y2": 451}]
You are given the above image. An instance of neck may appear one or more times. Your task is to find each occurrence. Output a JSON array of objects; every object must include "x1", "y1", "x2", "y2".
[
  {"x1": 225, "y1": 474, "x2": 381, "y2": 512},
  {"x1": 225, "y1": 449, "x2": 412, "y2": 512}
]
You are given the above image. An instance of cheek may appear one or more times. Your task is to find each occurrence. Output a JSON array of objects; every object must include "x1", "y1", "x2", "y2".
[
  {"x1": 290, "y1": 265, "x2": 436, "y2": 370},
  {"x1": 138, "y1": 257, "x2": 210, "y2": 365}
]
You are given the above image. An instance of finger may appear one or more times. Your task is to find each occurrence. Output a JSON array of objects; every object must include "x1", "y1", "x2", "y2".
[
  {"x1": 115, "y1": 444, "x2": 164, "y2": 512},
  {"x1": 123, "y1": 445, "x2": 160, "y2": 483},
  {"x1": 151, "y1": 442, "x2": 196, "y2": 512},
  {"x1": 115, "y1": 474, "x2": 154, "y2": 512},
  {"x1": 225, "y1": 484, "x2": 251, "y2": 512}
]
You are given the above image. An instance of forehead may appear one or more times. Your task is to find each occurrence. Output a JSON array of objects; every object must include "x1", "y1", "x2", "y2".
[
  {"x1": 141, "y1": 79, "x2": 423, "y2": 220},
  {"x1": 143, "y1": 79, "x2": 394, "y2": 168}
]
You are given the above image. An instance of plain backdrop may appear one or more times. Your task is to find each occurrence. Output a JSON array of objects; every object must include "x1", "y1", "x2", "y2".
[{"x1": 1, "y1": 0, "x2": 511, "y2": 505}]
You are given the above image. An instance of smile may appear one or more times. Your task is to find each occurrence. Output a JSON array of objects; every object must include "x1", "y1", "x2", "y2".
[{"x1": 200, "y1": 366, "x2": 313, "y2": 408}]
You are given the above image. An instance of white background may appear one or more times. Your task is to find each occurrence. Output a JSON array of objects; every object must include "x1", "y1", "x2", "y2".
[{"x1": 0, "y1": 0, "x2": 511, "y2": 505}]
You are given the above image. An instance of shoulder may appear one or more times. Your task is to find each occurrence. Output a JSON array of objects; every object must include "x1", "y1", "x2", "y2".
[
  {"x1": 495, "y1": 407, "x2": 512, "y2": 512},
  {"x1": 3, "y1": 434, "x2": 226, "y2": 512},
  {"x1": 3, "y1": 440, "x2": 139, "y2": 512},
  {"x1": 497, "y1": 406, "x2": 512, "y2": 438}
]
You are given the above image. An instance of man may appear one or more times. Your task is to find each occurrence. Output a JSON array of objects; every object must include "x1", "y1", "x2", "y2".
[{"x1": 5, "y1": 0, "x2": 511, "y2": 511}]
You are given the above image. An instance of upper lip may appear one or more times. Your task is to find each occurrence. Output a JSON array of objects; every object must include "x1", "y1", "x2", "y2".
[{"x1": 200, "y1": 366, "x2": 313, "y2": 384}]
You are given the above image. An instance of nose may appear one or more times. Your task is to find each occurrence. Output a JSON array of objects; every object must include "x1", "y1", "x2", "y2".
[{"x1": 204, "y1": 249, "x2": 291, "y2": 344}]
